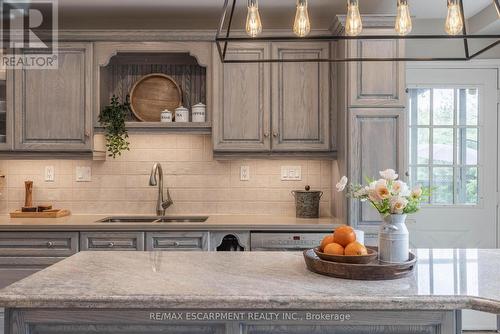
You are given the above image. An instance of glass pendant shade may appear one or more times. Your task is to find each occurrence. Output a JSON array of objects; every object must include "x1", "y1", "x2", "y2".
[
  {"x1": 395, "y1": 0, "x2": 412, "y2": 35},
  {"x1": 445, "y1": 0, "x2": 464, "y2": 35},
  {"x1": 245, "y1": 0, "x2": 262, "y2": 38},
  {"x1": 345, "y1": 0, "x2": 363, "y2": 36},
  {"x1": 293, "y1": 0, "x2": 311, "y2": 37}
]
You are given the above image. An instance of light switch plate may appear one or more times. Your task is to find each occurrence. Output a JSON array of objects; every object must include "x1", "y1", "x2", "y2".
[
  {"x1": 240, "y1": 166, "x2": 250, "y2": 181},
  {"x1": 76, "y1": 166, "x2": 91, "y2": 182},
  {"x1": 44, "y1": 166, "x2": 55, "y2": 182},
  {"x1": 281, "y1": 166, "x2": 302, "y2": 181}
]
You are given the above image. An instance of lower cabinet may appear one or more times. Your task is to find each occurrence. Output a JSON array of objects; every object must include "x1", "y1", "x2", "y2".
[
  {"x1": 146, "y1": 232, "x2": 209, "y2": 251},
  {"x1": 80, "y1": 232, "x2": 145, "y2": 251}
]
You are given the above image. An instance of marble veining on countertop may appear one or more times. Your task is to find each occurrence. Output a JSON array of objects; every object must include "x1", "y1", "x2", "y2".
[
  {"x1": 0, "y1": 214, "x2": 342, "y2": 231},
  {"x1": 0, "y1": 249, "x2": 499, "y2": 313}
]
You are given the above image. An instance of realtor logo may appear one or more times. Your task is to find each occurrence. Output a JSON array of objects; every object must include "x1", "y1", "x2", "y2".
[{"x1": 1, "y1": 0, "x2": 58, "y2": 69}]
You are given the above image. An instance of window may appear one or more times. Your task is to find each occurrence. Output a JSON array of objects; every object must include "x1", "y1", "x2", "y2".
[{"x1": 408, "y1": 88, "x2": 479, "y2": 205}]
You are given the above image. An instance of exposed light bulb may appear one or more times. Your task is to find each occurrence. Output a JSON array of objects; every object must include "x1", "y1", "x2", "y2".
[
  {"x1": 246, "y1": 0, "x2": 262, "y2": 38},
  {"x1": 345, "y1": 0, "x2": 363, "y2": 36},
  {"x1": 395, "y1": 0, "x2": 412, "y2": 36},
  {"x1": 293, "y1": 0, "x2": 311, "y2": 38},
  {"x1": 445, "y1": 0, "x2": 464, "y2": 35}
]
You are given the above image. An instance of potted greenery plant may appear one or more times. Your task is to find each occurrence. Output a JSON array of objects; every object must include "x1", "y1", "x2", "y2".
[{"x1": 99, "y1": 95, "x2": 130, "y2": 159}]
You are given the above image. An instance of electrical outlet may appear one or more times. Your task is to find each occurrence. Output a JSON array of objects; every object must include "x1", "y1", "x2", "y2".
[
  {"x1": 76, "y1": 166, "x2": 91, "y2": 182},
  {"x1": 44, "y1": 166, "x2": 55, "y2": 182},
  {"x1": 240, "y1": 166, "x2": 250, "y2": 181},
  {"x1": 281, "y1": 166, "x2": 302, "y2": 181}
]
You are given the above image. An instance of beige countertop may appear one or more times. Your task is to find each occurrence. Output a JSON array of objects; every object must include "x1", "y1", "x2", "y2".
[{"x1": 0, "y1": 214, "x2": 342, "y2": 232}]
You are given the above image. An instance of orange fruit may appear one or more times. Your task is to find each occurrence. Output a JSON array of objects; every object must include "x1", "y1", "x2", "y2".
[
  {"x1": 344, "y1": 241, "x2": 368, "y2": 256},
  {"x1": 319, "y1": 234, "x2": 334, "y2": 251},
  {"x1": 323, "y1": 243, "x2": 344, "y2": 255},
  {"x1": 333, "y1": 226, "x2": 356, "y2": 247}
]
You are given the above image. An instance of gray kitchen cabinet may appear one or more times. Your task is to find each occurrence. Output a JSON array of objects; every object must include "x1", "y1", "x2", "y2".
[
  {"x1": 146, "y1": 232, "x2": 209, "y2": 251},
  {"x1": 213, "y1": 42, "x2": 332, "y2": 155},
  {"x1": 333, "y1": 17, "x2": 408, "y2": 230},
  {"x1": 348, "y1": 29, "x2": 406, "y2": 108},
  {"x1": 80, "y1": 232, "x2": 145, "y2": 251},
  {"x1": 13, "y1": 42, "x2": 93, "y2": 151},
  {"x1": 0, "y1": 232, "x2": 79, "y2": 257},
  {"x1": 271, "y1": 42, "x2": 330, "y2": 151},
  {"x1": 212, "y1": 43, "x2": 271, "y2": 152},
  {"x1": 348, "y1": 108, "x2": 406, "y2": 232}
]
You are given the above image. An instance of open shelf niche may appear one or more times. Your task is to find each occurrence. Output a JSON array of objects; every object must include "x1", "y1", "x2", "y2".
[{"x1": 98, "y1": 51, "x2": 210, "y2": 133}]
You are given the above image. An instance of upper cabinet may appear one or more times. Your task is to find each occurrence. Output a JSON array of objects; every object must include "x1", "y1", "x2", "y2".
[
  {"x1": 348, "y1": 29, "x2": 406, "y2": 108},
  {"x1": 271, "y1": 42, "x2": 330, "y2": 151},
  {"x1": 0, "y1": 59, "x2": 12, "y2": 151},
  {"x1": 13, "y1": 42, "x2": 93, "y2": 151},
  {"x1": 212, "y1": 43, "x2": 271, "y2": 151},
  {"x1": 213, "y1": 41, "x2": 333, "y2": 156}
]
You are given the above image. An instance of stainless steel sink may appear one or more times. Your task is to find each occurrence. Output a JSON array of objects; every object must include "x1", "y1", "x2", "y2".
[{"x1": 96, "y1": 216, "x2": 208, "y2": 224}]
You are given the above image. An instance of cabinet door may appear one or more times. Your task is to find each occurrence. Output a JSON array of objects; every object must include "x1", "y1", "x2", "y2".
[
  {"x1": 14, "y1": 42, "x2": 92, "y2": 151},
  {"x1": 348, "y1": 108, "x2": 407, "y2": 232},
  {"x1": 80, "y1": 232, "x2": 145, "y2": 251},
  {"x1": 271, "y1": 42, "x2": 330, "y2": 151},
  {"x1": 212, "y1": 43, "x2": 271, "y2": 151},
  {"x1": 0, "y1": 66, "x2": 13, "y2": 151},
  {"x1": 348, "y1": 30, "x2": 406, "y2": 107},
  {"x1": 146, "y1": 232, "x2": 208, "y2": 251}
]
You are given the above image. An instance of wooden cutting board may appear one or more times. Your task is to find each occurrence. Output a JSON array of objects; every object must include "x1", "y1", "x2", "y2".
[
  {"x1": 10, "y1": 209, "x2": 71, "y2": 218},
  {"x1": 130, "y1": 73, "x2": 182, "y2": 122}
]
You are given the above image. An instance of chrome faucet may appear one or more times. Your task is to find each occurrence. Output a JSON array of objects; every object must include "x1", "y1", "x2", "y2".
[{"x1": 149, "y1": 162, "x2": 173, "y2": 216}]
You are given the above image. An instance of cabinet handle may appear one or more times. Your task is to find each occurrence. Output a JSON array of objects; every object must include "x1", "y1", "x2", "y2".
[
  {"x1": 108, "y1": 242, "x2": 114, "y2": 248},
  {"x1": 85, "y1": 131, "x2": 90, "y2": 138},
  {"x1": 272, "y1": 132, "x2": 279, "y2": 138},
  {"x1": 46, "y1": 241, "x2": 54, "y2": 248},
  {"x1": 173, "y1": 241, "x2": 180, "y2": 247},
  {"x1": 264, "y1": 132, "x2": 270, "y2": 138}
]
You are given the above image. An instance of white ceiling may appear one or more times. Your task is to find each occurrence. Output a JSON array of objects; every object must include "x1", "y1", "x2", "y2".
[{"x1": 57, "y1": 0, "x2": 495, "y2": 29}]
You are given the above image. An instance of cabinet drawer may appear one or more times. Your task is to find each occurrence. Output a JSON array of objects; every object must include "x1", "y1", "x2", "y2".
[
  {"x1": 146, "y1": 232, "x2": 208, "y2": 251},
  {"x1": 80, "y1": 232, "x2": 144, "y2": 251},
  {"x1": 0, "y1": 232, "x2": 78, "y2": 257}
]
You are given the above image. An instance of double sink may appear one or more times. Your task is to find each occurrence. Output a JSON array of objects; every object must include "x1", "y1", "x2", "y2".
[{"x1": 96, "y1": 216, "x2": 209, "y2": 224}]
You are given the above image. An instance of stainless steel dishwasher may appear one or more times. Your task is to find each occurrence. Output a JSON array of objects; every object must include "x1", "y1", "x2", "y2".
[{"x1": 250, "y1": 232, "x2": 330, "y2": 251}]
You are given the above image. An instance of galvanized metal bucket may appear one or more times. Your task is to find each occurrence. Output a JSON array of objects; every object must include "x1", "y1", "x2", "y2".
[
  {"x1": 291, "y1": 186, "x2": 323, "y2": 218},
  {"x1": 378, "y1": 214, "x2": 409, "y2": 263}
]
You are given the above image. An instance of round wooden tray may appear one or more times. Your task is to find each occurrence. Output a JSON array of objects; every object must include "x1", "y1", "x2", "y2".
[
  {"x1": 304, "y1": 248, "x2": 417, "y2": 280},
  {"x1": 130, "y1": 73, "x2": 182, "y2": 122},
  {"x1": 314, "y1": 247, "x2": 377, "y2": 264}
]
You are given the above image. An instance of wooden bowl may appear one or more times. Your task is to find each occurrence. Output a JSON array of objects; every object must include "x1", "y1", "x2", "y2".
[
  {"x1": 130, "y1": 73, "x2": 182, "y2": 122},
  {"x1": 313, "y1": 247, "x2": 378, "y2": 264}
]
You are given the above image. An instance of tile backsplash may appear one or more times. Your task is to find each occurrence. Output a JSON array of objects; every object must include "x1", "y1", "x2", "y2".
[{"x1": 0, "y1": 134, "x2": 333, "y2": 216}]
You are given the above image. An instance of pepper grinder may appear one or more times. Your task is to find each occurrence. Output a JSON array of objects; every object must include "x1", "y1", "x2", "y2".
[{"x1": 22, "y1": 180, "x2": 36, "y2": 212}]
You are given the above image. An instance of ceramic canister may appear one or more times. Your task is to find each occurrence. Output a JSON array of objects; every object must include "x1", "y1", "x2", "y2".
[
  {"x1": 291, "y1": 186, "x2": 323, "y2": 218},
  {"x1": 160, "y1": 109, "x2": 173, "y2": 123},
  {"x1": 191, "y1": 103, "x2": 206, "y2": 122},
  {"x1": 175, "y1": 106, "x2": 189, "y2": 122}
]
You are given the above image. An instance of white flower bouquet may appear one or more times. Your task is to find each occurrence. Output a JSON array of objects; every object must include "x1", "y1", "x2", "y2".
[{"x1": 336, "y1": 169, "x2": 427, "y2": 216}]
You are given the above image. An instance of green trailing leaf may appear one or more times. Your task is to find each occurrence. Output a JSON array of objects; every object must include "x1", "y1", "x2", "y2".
[{"x1": 99, "y1": 95, "x2": 130, "y2": 159}]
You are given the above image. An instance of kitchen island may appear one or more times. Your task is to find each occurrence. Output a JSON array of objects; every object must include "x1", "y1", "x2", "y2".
[{"x1": 1, "y1": 250, "x2": 499, "y2": 334}]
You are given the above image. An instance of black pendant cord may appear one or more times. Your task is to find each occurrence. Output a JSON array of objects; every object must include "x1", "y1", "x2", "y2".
[{"x1": 215, "y1": 0, "x2": 500, "y2": 63}]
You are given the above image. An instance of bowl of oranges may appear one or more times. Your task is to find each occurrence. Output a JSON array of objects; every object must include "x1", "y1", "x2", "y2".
[{"x1": 314, "y1": 226, "x2": 377, "y2": 264}]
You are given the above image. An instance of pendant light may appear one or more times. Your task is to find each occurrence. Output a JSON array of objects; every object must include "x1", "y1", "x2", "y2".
[
  {"x1": 245, "y1": 0, "x2": 262, "y2": 38},
  {"x1": 293, "y1": 0, "x2": 311, "y2": 37},
  {"x1": 345, "y1": 0, "x2": 363, "y2": 36},
  {"x1": 395, "y1": 0, "x2": 412, "y2": 35},
  {"x1": 445, "y1": 0, "x2": 464, "y2": 35}
]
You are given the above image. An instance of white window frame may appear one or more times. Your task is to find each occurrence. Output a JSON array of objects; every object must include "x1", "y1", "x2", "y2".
[{"x1": 407, "y1": 85, "x2": 482, "y2": 207}]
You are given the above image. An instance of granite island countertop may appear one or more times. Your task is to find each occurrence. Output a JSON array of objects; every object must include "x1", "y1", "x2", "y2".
[
  {"x1": 0, "y1": 249, "x2": 499, "y2": 313},
  {"x1": 0, "y1": 214, "x2": 342, "y2": 232}
]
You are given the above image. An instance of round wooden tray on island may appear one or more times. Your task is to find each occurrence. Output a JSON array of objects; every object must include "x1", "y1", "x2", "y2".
[{"x1": 304, "y1": 247, "x2": 417, "y2": 280}]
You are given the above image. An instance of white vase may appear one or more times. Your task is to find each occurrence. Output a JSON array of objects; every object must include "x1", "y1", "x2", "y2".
[{"x1": 378, "y1": 214, "x2": 409, "y2": 263}]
